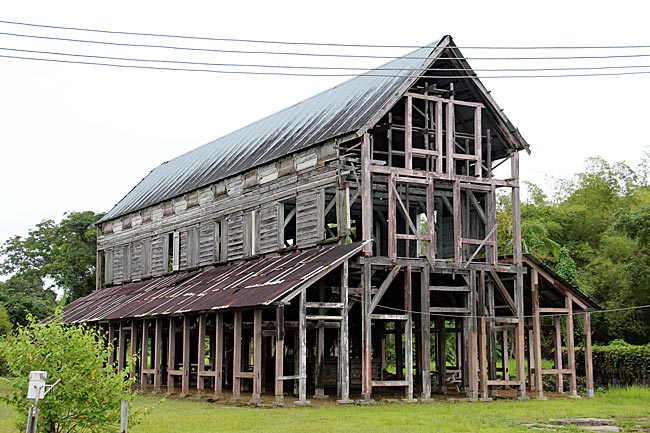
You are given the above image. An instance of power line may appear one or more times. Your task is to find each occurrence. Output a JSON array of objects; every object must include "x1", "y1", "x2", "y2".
[
  {"x1": 3, "y1": 31, "x2": 650, "y2": 61},
  {"x1": 3, "y1": 46, "x2": 650, "y2": 74},
  {"x1": 4, "y1": 53, "x2": 650, "y2": 78},
  {"x1": 2, "y1": 19, "x2": 650, "y2": 51}
]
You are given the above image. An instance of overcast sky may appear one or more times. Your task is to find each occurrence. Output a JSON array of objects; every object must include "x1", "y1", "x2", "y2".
[{"x1": 1, "y1": 0, "x2": 648, "y2": 247}]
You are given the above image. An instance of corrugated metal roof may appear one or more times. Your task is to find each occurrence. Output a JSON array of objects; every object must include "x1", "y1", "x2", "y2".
[
  {"x1": 62, "y1": 242, "x2": 365, "y2": 323},
  {"x1": 99, "y1": 39, "x2": 449, "y2": 223}
]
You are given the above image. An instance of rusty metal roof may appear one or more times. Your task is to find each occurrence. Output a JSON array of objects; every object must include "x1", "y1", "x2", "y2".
[{"x1": 63, "y1": 242, "x2": 365, "y2": 323}]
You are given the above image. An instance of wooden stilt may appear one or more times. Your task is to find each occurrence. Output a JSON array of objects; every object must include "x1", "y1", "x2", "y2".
[
  {"x1": 314, "y1": 284, "x2": 327, "y2": 398},
  {"x1": 478, "y1": 272, "x2": 489, "y2": 400},
  {"x1": 117, "y1": 322, "x2": 126, "y2": 372},
  {"x1": 467, "y1": 270, "x2": 479, "y2": 400},
  {"x1": 404, "y1": 266, "x2": 416, "y2": 402},
  {"x1": 153, "y1": 317, "x2": 162, "y2": 393},
  {"x1": 553, "y1": 316, "x2": 564, "y2": 393},
  {"x1": 583, "y1": 312, "x2": 594, "y2": 398},
  {"x1": 140, "y1": 319, "x2": 149, "y2": 391},
  {"x1": 361, "y1": 262, "x2": 373, "y2": 400},
  {"x1": 566, "y1": 298, "x2": 578, "y2": 397},
  {"x1": 197, "y1": 314, "x2": 206, "y2": 397},
  {"x1": 252, "y1": 309, "x2": 262, "y2": 403},
  {"x1": 531, "y1": 269, "x2": 545, "y2": 399},
  {"x1": 295, "y1": 291, "x2": 311, "y2": 406},
  {"x1": 420, "y1": 266, "x2": 432, "y2": 400},
  {"x1": 130, "y1": 320, "x2": 137, "y2": 379},
  {"x1": 108, "y1": 322, "x2": 116, "y2": 365},
  {"x1": 437, "y1": 317, "x2": 447, "y2": 394},
  {"x1": 214, "y1": 312, "x2": 224, "y2": 399},
  {"x1": 167, "y1": 317, "x2": 176, "y2": 395},
  {"x1": 232, "y1": 311, "x2": 242, "y2": 401},
  {"x1": 181, "y1": 315, "x2": 190, "y2": 397},
  {"x1": 338, "y1": 260, "x2": 352, "y2": 404},
  {"x1": 275, "y1": 306, "x2": 285, "y2": 405}
]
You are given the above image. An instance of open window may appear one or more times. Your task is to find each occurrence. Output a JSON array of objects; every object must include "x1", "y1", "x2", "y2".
[
  {"x1": 243, "y1": 210, "x2": 259, "y2": 257},
  {"x1": 279, "y1": 199, "x2": 296, "y2": 248},
  {"x1": 214, "y1": 219, "x2": 228, "y2": 262},
  {"x1": 164, "y1": 231, "x2": 180, "y2": 272}
]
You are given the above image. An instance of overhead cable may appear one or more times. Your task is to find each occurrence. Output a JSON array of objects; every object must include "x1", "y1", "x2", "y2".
[
  {"x1": 3, "y1": 31, "x2": 650, "y2": 61},
  {"x1": 2, "y1": 19, "x2": 650, "y2": 51}
]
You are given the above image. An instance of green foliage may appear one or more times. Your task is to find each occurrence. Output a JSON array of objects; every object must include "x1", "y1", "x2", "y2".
[
  {"x1": 0, "y1": 315, "x2": 141, "y2": 433},
  {"x1": 0, "y1": 272, "x2": 56, "y2": 328},
  {"x1": 591, "y1": 341, "x2": 650, "y2": 387},
  {"x1": 0, "y1": 210, "x2": 103, "y2": 305}
]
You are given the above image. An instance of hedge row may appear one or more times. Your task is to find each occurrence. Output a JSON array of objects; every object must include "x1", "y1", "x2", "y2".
[{"x1": 587, "y1": 341, "x2": 650, "y2": 387}]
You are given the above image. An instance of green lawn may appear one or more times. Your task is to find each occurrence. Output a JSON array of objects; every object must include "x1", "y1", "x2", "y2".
[{"x1": 2, "y1": 387, "x2": 649, "y2": 433}]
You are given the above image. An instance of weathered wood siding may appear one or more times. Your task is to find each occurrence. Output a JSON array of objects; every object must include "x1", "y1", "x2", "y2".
[
  {"x1": 296, "y1": 190, "x2": 322, "y2": 247},
  {"x1": 228, "y1": 213, "x2": 245, "y2": 261},
  {"x1": 259, "y1": 203, "x2": 278, "y2": 254}
]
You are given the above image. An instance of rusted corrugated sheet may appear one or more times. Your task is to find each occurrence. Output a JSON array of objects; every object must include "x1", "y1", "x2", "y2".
[
  {"x1": 98, "y1": 39, "x2": 449, "y2": 223},
  {"x1": 63, "y1": 242, "x2": 365, "y2": 323}
]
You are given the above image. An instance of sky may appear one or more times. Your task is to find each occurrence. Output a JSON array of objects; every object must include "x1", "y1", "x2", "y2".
[{"x1": 1, "y1": 0, "x2": 649, "y2": 247}]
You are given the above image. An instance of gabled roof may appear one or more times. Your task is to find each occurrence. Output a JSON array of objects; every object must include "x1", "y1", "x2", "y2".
[
  {"x1": 99, "y1": 36, "x2": 528, "y2": 223},
  {"x1": 62, "y1": 242, "x2": 364, "y2": 322}
]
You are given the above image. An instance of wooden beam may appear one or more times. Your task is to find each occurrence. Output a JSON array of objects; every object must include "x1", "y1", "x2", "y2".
[
  {"x1": 369, "y1": 265, "x2": 401, "y2": 313},
  {"x1": 153, "y1": 318, "x2": 162, "y2": 393},
  {"x1": 566, "y1": 298, "x2": 578, "y2": 397},
  {"x1": 196, "y1": 314, "x2": 206, "y2": 396},
  {"x1": 140, "y1": 319, "x2": 149, "y2": 391},
  {"x1": 252, "y1": 309, "x2": 262, "y2": 403},
  {"x1": 531, "y1": 269, "x2": 544, "y2": 399},
  {"x1": 232, "y1": 311, "x2": 242, "y2": 400},
  {"x1": 215, "y1": 312, "x2": 224, "y2": 398},
  {"x1": 181, "y1": 315, "x2": 190, "y2": 397},
  {"x1": 167, "y1": 318, "x2": 176, "y2": 394},
  {"x1": 420, "y1": 266, "x2": 431, "y2": 400},
  {"x1": 361, "y1": 263, "x2": 373, "y2": 400},
  {"x1": 404, "y1": 266, "x2": 415, "y2": 401},
  {"x1": 405, "y1": 96, "x2": 413, "y2": 170},
  {"x1": 338, "y1": 260, "x2": 352, "y2": 403},
  {"x1": 553, "y1": 316, "x2": 564, "y2": 393},
  {"x1": 275, "y1": 306, "x2": 285, "y2": 405},
  {"x1": 361, "y1": 133, "x2": 373, "y2": 255},
  {"x1": 584, "y1": 312, "x2": 594, "y2": 398},
  {"x1": 489, "y1": 271, "x2": 517, "y2": 315},
  {"x1": 295, "y1": 291, "x2": 310, "y2": 406}
]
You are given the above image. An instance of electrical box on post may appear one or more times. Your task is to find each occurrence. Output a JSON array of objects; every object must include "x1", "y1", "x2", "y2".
[{"x1": 27, "y1": 371, "x2": 47, "y2": 401}]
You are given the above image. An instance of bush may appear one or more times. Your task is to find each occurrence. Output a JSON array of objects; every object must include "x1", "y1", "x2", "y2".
[
  {"x1": 0, "y1": 315, "x2": 142, "y2": 433},
  {"x1": 591, "y1": 340, "x2": 650, "y2": 387}
]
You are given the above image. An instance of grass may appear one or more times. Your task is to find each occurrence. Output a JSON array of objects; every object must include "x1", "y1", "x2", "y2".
[{"x1": 1, "y1": 386, "x2": 649, "y2": 433}]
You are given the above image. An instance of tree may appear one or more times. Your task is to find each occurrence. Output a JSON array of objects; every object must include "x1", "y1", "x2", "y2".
[
  {"x1": 0, "y1": 271, "x2": 56, "y2": 327},
  {"x1": 0, "y1": 210, "x2": 103, "y2": 304},
  {"x1": 0, "y1": 316, "x2": 142, "y2": 433}
]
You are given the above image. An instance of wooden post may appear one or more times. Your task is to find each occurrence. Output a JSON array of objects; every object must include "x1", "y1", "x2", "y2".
[
  {"x1": 361, "y1": 133, "x2": 373, "y2": 255},
  {"x1": 405, "y1": 96, "x2": 413, "y2": 170},
  {"x1": 120, "y1": 400, "x2": 128, "y2": 433},
  {"x1": 388, "y1": 175, "x2": 397, "y2": 259},
  {"x1": 583, "y1": 312, "x2": 595, "y2": 398},
  {"x1": 232, "y1": 311, "x2": 242, "y2": 401},
  {"x1": 314, "y1": 284, "x2": 327, "y2": 398},
  {"x1": 420, "y1": 266, "x2": 432, "y2": 400},
  {"x1": 338, "y1": 260, "x2": 352, "y2": 404},
  {"x1": 531, "y1": 269, "x2": 545, "y2": 399},
  {"x1": 478, "y1": 272, "x2": 489, "y2": 400},
  {"x1": 566, "y1": 298, "x2": 578, "y2": 397},
  {"x1": 140, "y1": 319, "x2": 149, "y2": 391},
  {"x1": 514, "y1": 271, "x2": 527, "y2": 399},
  {"x1": 275, "y1": 305, "x2": 285, "y2": 405},
  {"x1": 252, "y1": 309, "x2": 262, "y2": 403},
  {"x1": 181, "y1": 315, "x2": 190, "y2": 397},
  {"x1": 167, "y1": 318, "x2": 176, "y2": 394},
  {"x1": 446, "y1": 101, "x2": 455, "y2": 175},
  {"x1": 467, "y1": 270, "x2": 479, "y2": 400},
  {"x1": 108, "y1": 322, "x2": 116, "y2": 365},
  {"x1": 361, "y1": 262, "x2": 373, "y2": 400},
  {"x1": 117, "y1": 322, "x2": 125, "y2": 372},
  {"x1": 214, "y1": 312, "x2": 224, "y2": 399},
  {"x1": 404, "y1": 266, "x2": 416, "y2": 402},
  {"x1": 553, "y1": 316, "x2": 564, "y2": 393},
  {"x1": 295, "y1": 291, "x2": 311, "y2": 406},
  {"x1": 153, "y1": 318, "x2": 162, "y2": 393},
  {"x1": 197, "y1": 314, "x2": 206, "y2": 396},
  {"x1": 130, "y1": 320, "x2": 137, "y2": 379},
  {"x1": 501, "y1": 330, "x2": 510, "y2": 384},
  {"x1": 436, "y1": 317, "x2": 447, "y2": 394},
  {"x1": 453, "y1": 180, "x2": 462, "y2": 266}
]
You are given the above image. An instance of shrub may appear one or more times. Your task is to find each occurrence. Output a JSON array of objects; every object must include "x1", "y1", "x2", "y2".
[{"x1": 0, "y1": 315, "x2": 142, "y2": 433}]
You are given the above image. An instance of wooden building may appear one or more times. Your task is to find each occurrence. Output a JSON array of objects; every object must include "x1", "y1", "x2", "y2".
[{"x1": 63, "y1": 36, "x2": 598, "y2": 404}]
